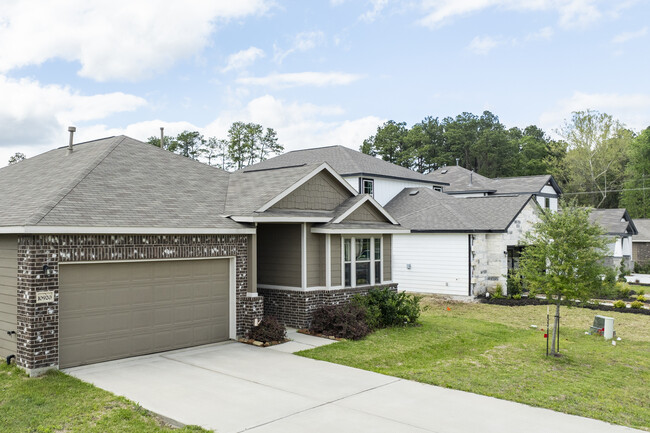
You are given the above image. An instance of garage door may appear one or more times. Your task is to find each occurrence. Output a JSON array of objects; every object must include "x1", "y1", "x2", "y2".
[{"x1": 59, "y1": 258, "x2": 230, "y2": 368}]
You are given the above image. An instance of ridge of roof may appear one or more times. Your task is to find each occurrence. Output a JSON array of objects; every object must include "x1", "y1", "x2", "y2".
[{"x1": 26, "y1": 136, "x2": 125, "y2": 225}]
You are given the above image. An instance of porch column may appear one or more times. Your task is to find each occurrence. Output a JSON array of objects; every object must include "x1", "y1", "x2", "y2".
[
  {"x1": 248, "y1": 231, "x2": 257, "y2": 293},
  {"x1": 325, "y1": 234, "x2": 331, "y2": 288},
  {"x1": 301, "y1": 223, "x2": 307, "y2": 289}
]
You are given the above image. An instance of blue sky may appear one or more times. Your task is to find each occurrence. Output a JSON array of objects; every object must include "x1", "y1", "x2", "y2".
[{"x1": 1, "y1": 0, "x2": 649, "y2": 166}]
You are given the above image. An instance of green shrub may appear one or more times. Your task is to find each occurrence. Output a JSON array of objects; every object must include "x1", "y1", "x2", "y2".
[
  {"x1": 488, "y1": 283, "x2": 504, "y2": 299},
  {"x1": 618, "y1": 258, "x2": 629, "y2": 281},
  {"x1": 615, "y1": 282, "x2": 631, "y2": 299},
  {"x1": 637, "y1": 294, "x2": 646, "y2": 302},
  {"x1": 613, "y1": 300, "x2": 626, "y2": 309},
  {"x1": 309, "y1": 303, "x2": 371, "y2": 340},
  {"x1": 634, "y1": 261, "x2": 650, "y2": 273},
  {"x1": 630, "y1": 300, "x2": 644, "y2": 309},
  {"x1": 638, "y1": 289, "x2": 646, "y2": 296},
  {"x1": 597, "y1": 268, "x2": 618, "y2": 298},
  {"x1": 353, "y1": 287, "x2": 421, "y2": 329},
  {"x1": 248, "y1": 316, "x2": 287, "y2": 343},
  {"x1": 506, "y1": 274, "x2": 522, "y2": 296},
  {"x1": 512, "y1": 293, "x2": 522, "y2": 300}
]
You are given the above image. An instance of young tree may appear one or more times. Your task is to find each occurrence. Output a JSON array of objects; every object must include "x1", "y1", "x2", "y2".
[
  {"x1": 8, "y1": 152, "x2": 26, "y2": 165},
  {"x1": 361, "y1": 120, "x2": 410, "y2": 167},
  {"x1": 620, "y1": 127, "x2": 650, "y2": 218},
  {"x1": 517, "y1": 205, "x2": 609, "y2": 356},
  {"x1": 174, "y1": 130, "x2": 205, "y2": 160}
]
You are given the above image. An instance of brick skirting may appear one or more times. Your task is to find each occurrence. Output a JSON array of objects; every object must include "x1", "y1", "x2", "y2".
[
  {"x1": 258, "y1": 283, "x2": 398, "y2": 329},
  {"x1": 16, "y1": 234, "x2": 259, "y2": 375}
]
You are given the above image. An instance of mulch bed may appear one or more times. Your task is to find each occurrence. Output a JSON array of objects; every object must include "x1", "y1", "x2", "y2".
[
  {"x1": 296, "y1": 328, "x2": 346, "y2": 341},
  {"x1": 480, "y1": 297, "x2": 650, "y2": 315},
  {"x1": 238, "y1": 338, "x2": 289, "y2": 347}
]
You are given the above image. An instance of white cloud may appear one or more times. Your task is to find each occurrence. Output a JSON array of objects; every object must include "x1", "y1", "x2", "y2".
[
  {"x1": 0, "y1": 0, "x2": 271, "y2": 81},
  {"x1": 612, "y1": 27, "x2": 648, "y2": 43},
  {"x1": 467, "y1": 36, "x2": 500, "y2": 55},
  {"x1": 236, "y1": 72, "x2": 363, "y2": 88},
  {"x1": 539, "y1": 91, "x2": 650, "y2": 134},
  {"x1": 221, "y1": 47, "x2": 266, "y2": 72},
  {"x1": 417, "y1": 0, "x2": 604, "y2": 29},
  {"x1": 360, "y1": 0, "x2": 389, "y2": 22},
  {"x1": 273, "y1": 31, "x2": 325, "y2": 63},
  {"x1": 0, "y1": 75, "x2": 147, "y2": 165},
  {"x1": 526, "y1": 26, "x2": 554, "y2": 40}
]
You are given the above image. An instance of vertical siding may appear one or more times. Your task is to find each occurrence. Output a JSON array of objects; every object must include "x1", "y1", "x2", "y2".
[
  {"x1": 307, "y1": 226, "x2": 323, "y2": 287},
  {"x1": 392, "y1": 233, "x2": 469, "y2": 295},
  {"x1": 383, "y1": 234, "x2": 392, "y2": 281},
  {"x1": 0, "y1": 235, "x2": 17, "y2": 359},
  {"x1": 331, "y1": 235, "x2": 341, "y2": 286},
  {"x1": 257, "y1": 224, "x2": 301, "y2": 287}
]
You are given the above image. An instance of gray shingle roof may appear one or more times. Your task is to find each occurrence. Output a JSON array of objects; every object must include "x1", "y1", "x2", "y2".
[
  {"x1": 242, "y1": 145, "x2": 447, "y2": 185},
  {"x1": 0, "y1": 136, "x2": 248, "y2": 231},
  {"x1": 427, "y1": 165, "x2": 561, "y2": 195},
  {"x1": 225, "y1": 163, "x2": 323, "y2": 215},
  {"x1": 633, "y1": 219, "x2": 650, "y2": 242},
  {"x1": 385, "y1": 187, "x2": 535, "y2": 232},
  {"x1": 589, "y1": 209, "x2": 638, "y2": 236}
]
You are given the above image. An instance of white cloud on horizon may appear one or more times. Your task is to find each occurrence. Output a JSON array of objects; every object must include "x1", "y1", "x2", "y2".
[
  {"x1": 417, "y1": 0, "x2": 607, "y2": 29},
  {"x1": 221, "y1": 47, "x2": 266, "y2": 72},
  {"x1": 539, "y1": 91, "x2": 650, "y2": 135},
  {"x1": 612, "y1": 26, "x2": 648, "y2": 43},
  {"x1": 273, "y1": 31, "x2": 325, "y2": 64},
  {"x1": 0, "y1": 0, "x2": 272, "y2": 81},
  {"x1": 236, "y1": 72, "x2": 363, "y2": 88},
  {"x1": 467, "y1": 35, "x2": 501, "y2": 55},
  {"x1": 360, "y1": 0, "x2": 389, "y2": 22}
]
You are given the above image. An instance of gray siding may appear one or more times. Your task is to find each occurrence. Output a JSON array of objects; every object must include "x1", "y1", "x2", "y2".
[
  {"x1": 331, "y1": 235, "x2": 341, "y2": 286},
  {"x1": 0, "y1": 235, "x2": 17, "y2": 359},
  {"x1": 258, "y1": 224, "x2": 301, "y2": 287},
  {"x1": 346, "y1": 202, "x2": 388, "y2": 222},
  {"x1": 383, "y1": 234, "x2": 392, "y2": 281},
  {"x1": 307, "y1": 226, "x2": 324, "y2": 287},
  {"x1": 271, "y1": 171, "x2": 351, "y2": 211}
]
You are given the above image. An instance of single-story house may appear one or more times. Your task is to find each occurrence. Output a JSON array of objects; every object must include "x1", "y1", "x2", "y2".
[
  {"x1": 0, "y1": 136, "x2": 403, "y2": 375},
  {"x1": 385, "y1": 188, "x2": 541, "y2": 296},
  {"x1": 241, "y1": 145, "x2": 448, "y2": 206},
  {"x1": 427, "y1": 165, "x2": 562, "y2": 211},
  {"x1": 589, "y1": 209, "x2": 638, "y2": 271},
  {"x1": 632, "y1": 219, "x2": 650, "y2": 266}
]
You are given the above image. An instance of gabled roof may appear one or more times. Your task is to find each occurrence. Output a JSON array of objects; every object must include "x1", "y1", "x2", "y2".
[
  {"x1": 242, "y1": 145, "x2": 447, "y2": 186},
  {"x1": 589, "y1": 208, "x2": 638, "y2": 236},
  {"x1": 0, "y1": 136, "x2": 252, "y2": 233},
  {"x1": 633, "y1": 219, "x2": 650, "y2": 242},
  {"x1": 426, "y1": 166, "x2": 495, "y2": 194},
  {"x1": 385, "y1": 187, "x2": 536, "y2": 233},
  {"x1": 427, "y1": 165, "x2": 562, "y2": 196}
]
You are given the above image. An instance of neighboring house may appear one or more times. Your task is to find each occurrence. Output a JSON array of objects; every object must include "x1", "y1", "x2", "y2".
[
  {"x1": 632, "y1": 219, "x2": 650, "y2": 267},
  {"x1": 242, "y1": 145, "x2": 448, "y2": 206},
  {"x1": 0, "y1": 136, "x2": 403, "y2": 376},
  {"x1": 427, "y1": 165, "x2": 562, "y2": 211},
  {"x1": 385, "y1": 188, "x2": 541, "y2": 296},
  {"x1": 589, "y1": 209, "x2": 638, "y2": 271}
]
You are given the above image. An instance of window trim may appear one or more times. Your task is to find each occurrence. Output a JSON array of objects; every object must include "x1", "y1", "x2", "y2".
[
  {"x1": 359, "y1": 178, "x2": 374, "y2": 197},
  {"x1": 342, "y1": 236, "x2": 382, "y2": 287}
]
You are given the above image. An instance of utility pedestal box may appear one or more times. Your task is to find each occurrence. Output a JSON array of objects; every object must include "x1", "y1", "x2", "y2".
[{"x1": 589, "y1": 315, "x2": 615, "y2": 340}]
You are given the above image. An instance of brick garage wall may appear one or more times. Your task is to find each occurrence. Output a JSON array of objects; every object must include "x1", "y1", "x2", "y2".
[
  {"x1": 16, "y1": 234, "x2": 262, "y2": 375},
  {"x1": 258, "y1": 283, "x2": 398, "y2": 328},
  {"x1": 633, "y1": 242, "x2": 650, "y2": 265}
]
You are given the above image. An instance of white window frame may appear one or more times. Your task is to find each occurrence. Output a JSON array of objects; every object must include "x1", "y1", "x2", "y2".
[
  {"x1": 342, "y1": 236, "x2": 382, "y2": 288},
  {"x1": 360, "y1": 178, "x2": 374, "y2": 197}
]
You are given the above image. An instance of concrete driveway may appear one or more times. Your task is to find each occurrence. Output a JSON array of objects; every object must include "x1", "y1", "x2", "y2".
[{"x1": 65, "y1": 332, "x2": 642, "y2": 433}]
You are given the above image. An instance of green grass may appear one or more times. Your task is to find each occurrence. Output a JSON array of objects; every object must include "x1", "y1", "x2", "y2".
[
  {"x1": 298, "y1": 298, "x2": 650, "y2": 431},
  {"x1": 0, "y1": 364, "x2": 210, "y2": 433}
]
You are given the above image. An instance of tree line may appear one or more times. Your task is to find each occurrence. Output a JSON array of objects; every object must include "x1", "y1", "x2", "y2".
[
  {"x1": 147, "y1": 121, "x2": 283, "y2": 170},
  {"x1": 361, "y1": 110, "x2": 650, "y2": 218}
]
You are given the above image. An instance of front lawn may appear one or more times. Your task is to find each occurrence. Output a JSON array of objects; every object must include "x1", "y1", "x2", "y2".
[
  {"x1": 298, "y1": 298, "x2": 650, "y2": 431},
  {"x1": 0, "y1": 364, "x2": 209, "y2": 433}
]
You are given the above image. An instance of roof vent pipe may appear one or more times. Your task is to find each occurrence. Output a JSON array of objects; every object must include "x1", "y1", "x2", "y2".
[
  {"x1": 456, "y1": 158, "x2": 460, "y2": 166},
  {"x1": 67, "y1": 126, "x2": 76, "y2": 153},
  {"x1": 160, "y1": 127, "x2": 164, "y2": 150},
  {"x1": 469, "y1": 170, "x2": 473, "y2": 186}
]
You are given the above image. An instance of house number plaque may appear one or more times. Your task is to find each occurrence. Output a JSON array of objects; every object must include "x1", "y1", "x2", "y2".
[{"x1": 36, "y1": 291, "x2": 55, "y2": 304}]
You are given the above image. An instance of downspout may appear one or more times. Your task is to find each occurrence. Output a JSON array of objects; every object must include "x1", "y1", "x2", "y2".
[{"x1": 468, "y1": 234, "x2": 472, "y2": 296}]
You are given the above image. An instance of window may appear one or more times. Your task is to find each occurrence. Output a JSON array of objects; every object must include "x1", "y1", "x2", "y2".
[
  {"x1": 545, "y1": 197, "x2": 550, "y2": 208},
  {"x1": 433, "y1": 187, "x2": 442, "y2": 192},
  {"x1": 360, "y1": 178, "x2": 374, "y2": 196},
  {"x1": 343, "y1": 237, "x2": 382, "y2": 287}
]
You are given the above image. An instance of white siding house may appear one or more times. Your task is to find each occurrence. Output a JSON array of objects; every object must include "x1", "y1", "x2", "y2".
[
  {"x1": 344, "y1": 176, "x2": 440, "y2": 206},
  {"x1": 393, "y1": 233, "x2": 469, "y2": 295}
]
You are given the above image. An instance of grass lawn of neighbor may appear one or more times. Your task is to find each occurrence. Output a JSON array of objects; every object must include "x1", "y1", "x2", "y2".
[
  {"x1": 298, "y1": 297, "x2": 650, "y2": 431},
  {"x1": 0, "y1": 364, "x2": 209, "y2": 433}
]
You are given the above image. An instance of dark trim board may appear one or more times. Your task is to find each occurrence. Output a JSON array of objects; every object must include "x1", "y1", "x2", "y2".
[{"x1": 344, "y1": 172, "x2": 449, "y2": 186}]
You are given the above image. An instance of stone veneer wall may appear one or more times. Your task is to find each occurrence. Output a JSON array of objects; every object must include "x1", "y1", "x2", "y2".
[
  {"x1": 471, "y1": 201, "x2": 540, "y2": 296},
  {"x1": 258, "y1": 283, "x2": 398, "y2": 329},
  {"x1": 16, "y1": 234, "x2": 262, "y2": 375}
]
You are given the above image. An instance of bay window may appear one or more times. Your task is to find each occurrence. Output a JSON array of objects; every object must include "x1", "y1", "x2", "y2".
[{"x1": 343, "y1": 236, "x2": 382, "y2": 287}]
